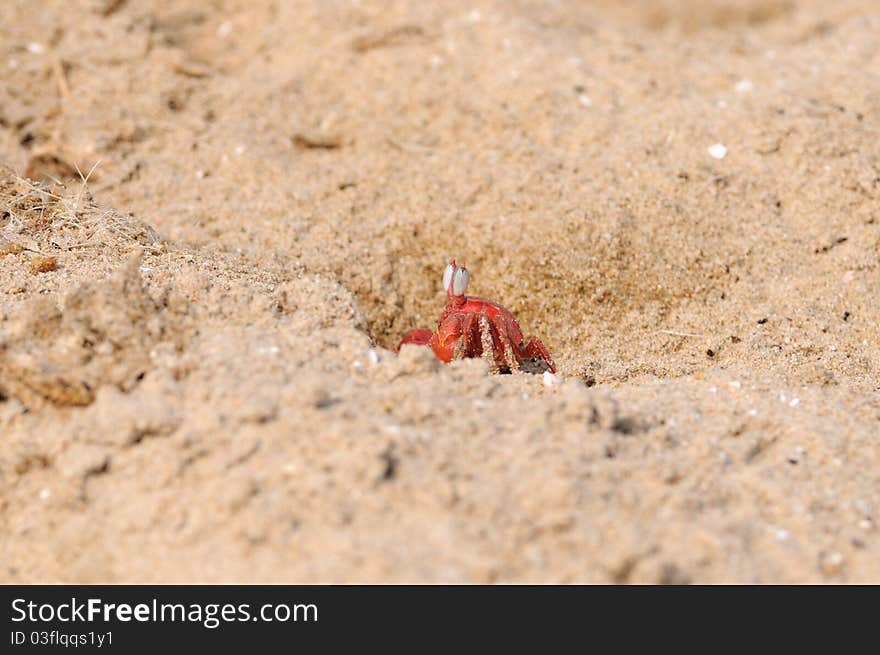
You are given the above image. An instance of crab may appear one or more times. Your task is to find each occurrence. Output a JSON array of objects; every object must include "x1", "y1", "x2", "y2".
[{"x1": 398, "y1": 260, "x2": 556, "y2": 373}]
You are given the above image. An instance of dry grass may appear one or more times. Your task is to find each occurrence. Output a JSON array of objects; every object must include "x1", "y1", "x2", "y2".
[{"x1": 0, "y1": 164, "x2": 162, "y2": 256}]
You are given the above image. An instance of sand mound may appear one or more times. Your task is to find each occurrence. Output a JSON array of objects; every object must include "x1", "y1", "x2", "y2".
[{"x1": 0, "y1": 253, "x2": 171, "y2": 407}]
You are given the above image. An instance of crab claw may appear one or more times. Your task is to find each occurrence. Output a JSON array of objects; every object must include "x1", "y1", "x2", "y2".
[
  {"x1": 443, "y1": 260, "x2": 470, "y2": 297},
  {"x1": 399, "y1": 328, "x2": 433, "y2": 349}
]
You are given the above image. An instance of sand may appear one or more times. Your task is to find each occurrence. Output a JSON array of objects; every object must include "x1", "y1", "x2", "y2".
[{"x1": 0, "y1": 0, "x2": 878, "y2": 583}]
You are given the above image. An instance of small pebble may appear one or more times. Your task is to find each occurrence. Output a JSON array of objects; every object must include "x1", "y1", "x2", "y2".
[
  {"x1": 789, "y1": 397, "x2": 800, "y2": 408},
  {"x1": 543, "y1": 371, "x2": 561, "y2": 388},
  {"x1": 578, "y1": 94, "x2": 592, "y2": 107},
  {"x1": 30, "y1": 256, "x2": 57, "y2": 274},
  {"x1": 708, "y1": 143, "x2": 728, "y2": 159},
  {"x1": 216, "y1": 20, "x2": 233, "y2": 38},
  {"x1": 821, "y1": 551, "x2": 844, "y2": 576},
  {"x1": 367, "y1": 348, "x2": 380, "y2": 365},
  {"x1": 38, "y1": 488, "x2": 51, "y2": 500},
  {"x1": 735, "y1": 78, "x2": 754, "y2": 93}
]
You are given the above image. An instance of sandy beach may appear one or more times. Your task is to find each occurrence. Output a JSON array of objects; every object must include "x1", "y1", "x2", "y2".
[{"x1": 1, "y1": 0, "x2": 879, "y2": 582}]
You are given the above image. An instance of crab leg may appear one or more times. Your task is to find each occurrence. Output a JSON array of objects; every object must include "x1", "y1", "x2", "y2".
[
  {"x1": 491, "y1": 313, "x2": 520, "y2": 372},
  {"x1": 454, "y1": 311, "x2": 481, "y2": 361},
  {"x1": 478, "y1": 310, "x2": 507, "y2": 371},
  {"x1": 521, "y1": 337, "x2": 557, "y2": 373}
]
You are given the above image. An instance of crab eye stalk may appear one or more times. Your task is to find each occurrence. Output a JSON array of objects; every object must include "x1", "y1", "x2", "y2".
[
  {"x1": 452, "y1": 266, "x2": 470, "y2": 296},
  {"x1": 442, "y1": 262, "x2": 456, "y2": 293}
]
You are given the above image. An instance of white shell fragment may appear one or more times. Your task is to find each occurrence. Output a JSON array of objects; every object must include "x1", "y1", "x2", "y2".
[
  {"x1": 708, "y1": 143, "x2": 728, "y2": 159},
  {"x1": 543, "y1": 371, "x2": 561, "y2": 387},
  {"x1": 735, "y1": 78, "x2": 754, "y2": 93}
]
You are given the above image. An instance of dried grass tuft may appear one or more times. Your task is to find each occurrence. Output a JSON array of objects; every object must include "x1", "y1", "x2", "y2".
[{"x1": 0, "y1": 164, "x2": 161, "y2": 256}]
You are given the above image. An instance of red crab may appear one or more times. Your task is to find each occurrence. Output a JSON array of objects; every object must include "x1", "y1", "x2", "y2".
[{"x1": 398, "y1": 260, "x2": 556, "y2": 373}]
